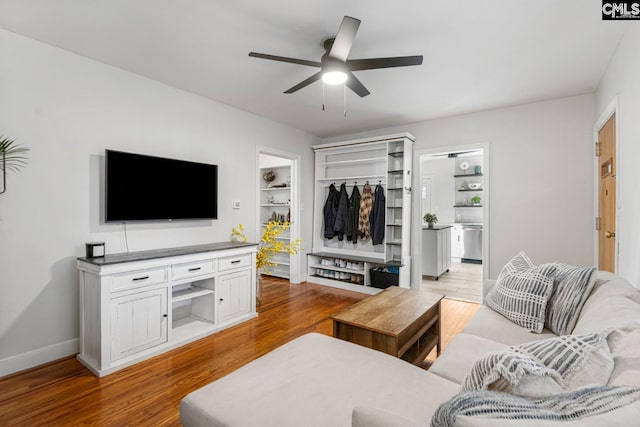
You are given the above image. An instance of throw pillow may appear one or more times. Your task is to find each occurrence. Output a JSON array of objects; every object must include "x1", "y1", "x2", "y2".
[
  {"x1": 545, "y1": 263, "x2": 598, "y2": 335},
  {"x1": 461, "y1": 331, "x2": 614, "y2": 398},
  {"x1": 485, "y1": 263, "x2": 557, "y2": 332},
  {"x1": 496, "y1": 251, "x2": 534, "y2": 283},
  {"x1": 431, "y1": 386, "x2": 640, "y2": 427}
]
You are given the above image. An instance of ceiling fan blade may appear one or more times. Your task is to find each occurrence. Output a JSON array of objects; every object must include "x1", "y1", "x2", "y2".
[
  {"x1": 346, "y1": 72, "x2": 370, "y2": 97},
  {"x1": 329, "y1": 16, "x2": 361, "y2": 61},
  {"x1": 347, "y1": 55, "x2": 423, "y2": 71},
  {"x1": 249, "y1": 52, "x2": 322, "y2": 68},
  {"x1": 284, "y1": 72, "x2": 323, "y2": 94}
]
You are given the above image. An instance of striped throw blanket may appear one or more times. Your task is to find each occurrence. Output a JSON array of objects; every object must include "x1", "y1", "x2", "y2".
[
  {"x1": 462, "y1": 331, "x2": 614, "y2": 398},
  {"x1": 431, "y1": 386, "x2": 640, "y2": 427}
]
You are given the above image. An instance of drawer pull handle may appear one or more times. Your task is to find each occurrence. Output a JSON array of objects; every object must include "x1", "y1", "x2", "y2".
[
  {"x1": 231, "y1": 260, "x2": 241, "y2": 264},
  {"x1": 188, "y1": 267, "x2": 202, "y2": 272},
  {"x1": 132, "y1": 276, "x2": 149, "y2": 281}
]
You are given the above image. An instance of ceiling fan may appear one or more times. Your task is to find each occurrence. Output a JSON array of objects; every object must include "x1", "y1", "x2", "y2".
[{"x1": 248, "y1": 16, "x2": 423, "y2": 97}]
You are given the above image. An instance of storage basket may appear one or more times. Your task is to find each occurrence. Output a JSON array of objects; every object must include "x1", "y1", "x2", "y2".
[{"x1": 370, "y1": 269, "x2": 399, "y2": 289}]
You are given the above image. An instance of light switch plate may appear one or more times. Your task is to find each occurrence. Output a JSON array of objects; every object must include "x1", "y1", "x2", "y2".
[{"x1": 232, "y1": 200, "x2": 241, "y2": 209}]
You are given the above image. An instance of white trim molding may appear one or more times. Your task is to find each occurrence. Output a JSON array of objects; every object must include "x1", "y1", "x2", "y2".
[
  {"x1": 412, "y1": 142, "x2": 491, "y2": 297},
  {"x1": 0, "y1": 338, "x2": 79, "y2": 378}
]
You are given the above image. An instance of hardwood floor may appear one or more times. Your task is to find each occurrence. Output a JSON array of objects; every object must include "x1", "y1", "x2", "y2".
[
  {"x1": 0, "y1": 277, "x2": 479, "y2": 426},
  {"x1": 422, "y1": 260, "x2": 483, "y2": 303}
]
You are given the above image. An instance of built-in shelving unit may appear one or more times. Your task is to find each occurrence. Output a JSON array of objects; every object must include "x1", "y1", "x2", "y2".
[
  {"x1": 258, "y1": 159, "x2": 292, "y2": 280},
  {"x1": 309, "y1": 133, "x2": 414, "y2": 294}
]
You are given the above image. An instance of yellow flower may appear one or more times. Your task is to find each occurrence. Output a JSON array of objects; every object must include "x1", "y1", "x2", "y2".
[{"x1": 231, "y1": 221, "x2": 302, "y2": 274}]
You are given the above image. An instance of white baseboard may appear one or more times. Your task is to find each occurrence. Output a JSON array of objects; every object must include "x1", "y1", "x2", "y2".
[{"x1": 0, "y1": 338, "x2": 79, "y2": 378}]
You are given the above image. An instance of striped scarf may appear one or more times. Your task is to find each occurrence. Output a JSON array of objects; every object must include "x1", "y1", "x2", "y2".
[{"x1": 358, "y1": 183, "x2": 373, "y2": 239}]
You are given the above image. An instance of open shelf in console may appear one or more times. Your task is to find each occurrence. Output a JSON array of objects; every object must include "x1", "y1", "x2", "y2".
[{"x1": 171, "y1": 278, "x2": 215, "y2": 340}]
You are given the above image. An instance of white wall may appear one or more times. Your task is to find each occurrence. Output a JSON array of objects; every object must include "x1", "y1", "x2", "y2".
[
  {"x1": 324, "y1": 95, "x2": 596, "y2": 279},
  {"x1": 421, "y1": 157, "x2": 455, "y2": 225},
  {"x1": 0, "y1": 29, "x2": 318, "y2": 375},
  {"x1": 595, "y1": 26, "x2": 640, "y2": 288}
]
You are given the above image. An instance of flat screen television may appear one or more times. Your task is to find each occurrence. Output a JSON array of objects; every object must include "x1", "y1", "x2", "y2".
[{"x1": 105, "y1": 149, "x2": 218, "y2": 222}]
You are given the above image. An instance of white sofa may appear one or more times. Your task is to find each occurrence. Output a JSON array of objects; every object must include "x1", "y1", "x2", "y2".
[{"x1": 180, "y1": 271, "x2": 640, "y2": 426}]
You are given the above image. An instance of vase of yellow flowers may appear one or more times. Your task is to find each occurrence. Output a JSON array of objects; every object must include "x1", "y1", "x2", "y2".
[{"x1": 231, "y1": 221, "x2": 301, "y2": 305}]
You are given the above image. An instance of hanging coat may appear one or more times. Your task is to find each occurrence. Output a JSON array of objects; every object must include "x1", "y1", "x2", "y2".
[
  {"x1": 333, "y1": 183, "x2": 349, "y2": 241},
  {"x1": 323, "y1": 184, "x2": 339, "y2": 239},
  {"x1": 370, "y1": 184, "x2": 386, "y2": 245},
  {"x1": 345, "y1": 185, "x2": 361, "y2": 243},
  {"x1": 358, "y1": 183, "x2": 373, "y2": 240}
]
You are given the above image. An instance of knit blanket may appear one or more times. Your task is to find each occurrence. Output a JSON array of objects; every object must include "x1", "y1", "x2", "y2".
[
  {"x1": 431, "y1": 386, "x2": 640, "y2": 427},
  {"x1": 461, "y1": 331, "x2": 614, "y2": 398}
]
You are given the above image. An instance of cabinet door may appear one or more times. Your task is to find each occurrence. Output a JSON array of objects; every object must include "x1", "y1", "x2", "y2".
[
  {"x1": 217, "y1": 270, "x2": 251, "y2": 324},
  {"x1": 110, "y1": 288, "x2": 168, "y2": 362},
  {"x1": 451, "y1": 228, "x2": 462, "y2": 258}
]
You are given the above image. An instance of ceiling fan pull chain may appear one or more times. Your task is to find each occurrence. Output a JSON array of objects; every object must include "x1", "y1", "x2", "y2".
[
  {"x1": 343, "y1": 84, "x2": 347, "y2": 117},
  {"x1": 322, "y1": 82, "x2": 326, "y2": 111}
]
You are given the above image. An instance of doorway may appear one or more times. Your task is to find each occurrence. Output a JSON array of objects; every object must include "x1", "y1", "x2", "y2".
[
  {"x1": 256, "y1": 147, "x2": 301, "y2": 284},
  {"x1": 413, "y1": 144, "x2": 490, "y2": 303},
  {"x1": 594, "y1": 101, "x2": 618, "y2": 273}
]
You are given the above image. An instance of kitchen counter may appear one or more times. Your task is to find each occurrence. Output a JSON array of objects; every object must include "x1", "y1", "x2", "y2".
[{"x1": 422, "y1": 225, "x2": 453, "y2": 230}]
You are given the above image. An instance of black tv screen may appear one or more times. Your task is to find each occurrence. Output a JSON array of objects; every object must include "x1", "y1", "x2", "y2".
[{"x1": 105, "y1": 150, "x2": 218, "y2": 222}]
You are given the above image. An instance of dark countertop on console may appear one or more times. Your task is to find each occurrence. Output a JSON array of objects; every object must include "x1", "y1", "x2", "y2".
[{"x1": 78, "y1": 241, "x2": 258, "y2": 266}]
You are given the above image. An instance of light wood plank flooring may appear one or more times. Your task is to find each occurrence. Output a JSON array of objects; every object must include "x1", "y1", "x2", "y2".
[
  {"x1": 422, "y1": 261, "x2": 483, "y2": 303},
  {"x1": 0, "y1": 277, "x2": 479, "y2": 426}
]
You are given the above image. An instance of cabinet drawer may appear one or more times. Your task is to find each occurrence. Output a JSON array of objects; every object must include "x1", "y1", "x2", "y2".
[
  {"x1": 172, "y1": 259, "x2": 215, "y2": 281},
  {"x1": 218, "y1": 254, "x2": 251, "y2": 272},
  {"x1": 112, "y1": 268, "x2": 168, "y2": 292}
]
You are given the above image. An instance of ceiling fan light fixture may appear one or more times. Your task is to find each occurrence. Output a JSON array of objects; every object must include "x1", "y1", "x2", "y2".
[{"x1": 322, "y1": 70, "x2": 348, "y2": 85}]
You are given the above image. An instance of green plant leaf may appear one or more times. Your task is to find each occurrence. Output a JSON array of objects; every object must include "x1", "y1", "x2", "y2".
[{"x1": 0, "y1": 136, "x2": 30, "y2": 173}]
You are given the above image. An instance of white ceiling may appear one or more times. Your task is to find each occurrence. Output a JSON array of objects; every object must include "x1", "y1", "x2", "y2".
[{"x1": 0, "y1": 0, "x2": 627, "y2": 138}]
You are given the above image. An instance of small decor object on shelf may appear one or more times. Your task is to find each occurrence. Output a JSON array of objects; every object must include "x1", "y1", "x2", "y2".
[
  {"x1": 262, "y1": 170, "x2": 276, "y2": 187},
  {"x1": 471, "y1": 196, "x2": 481, "y2": 206},
  {"x1": 423, "y1": 213, "x2": 438, "y2": 228},
  {"x1": 231, "y1": 222, "x2": 302, "y2": 305},
  {"x1": 459, "y1": 161, "x2": 470, "y2": 173},
  {"x1": 0, "y1": 135, "x2": 30, "y2": 195}
]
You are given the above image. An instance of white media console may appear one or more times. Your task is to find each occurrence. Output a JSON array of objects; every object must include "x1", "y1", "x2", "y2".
[{"x1": 77, "y1": 242, "x2": 258, "y2": 376}]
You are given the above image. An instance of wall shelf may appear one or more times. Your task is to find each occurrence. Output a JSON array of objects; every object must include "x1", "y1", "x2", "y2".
[
  {"x1": 458, "y1": 189, "x2": 483, "y2": 192},
  {"x1": 453, "y1": 205, "x2": 483, "y2": 208},
  {"x1": 454, "y1": 173, "x2": 483, "y2": 178}
]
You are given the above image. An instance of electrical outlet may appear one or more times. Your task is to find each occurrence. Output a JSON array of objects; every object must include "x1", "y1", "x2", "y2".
[{"x1": 232, "y1": 200, "x2": 241, "y2": 209}]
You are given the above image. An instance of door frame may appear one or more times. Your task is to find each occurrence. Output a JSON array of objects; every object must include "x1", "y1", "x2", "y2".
[
  {"x1": 412, "y1": 142, "x2": 491, "y2": 297},
  {"x1": 255, "y1": 146, "x2": 302, "y2": 284},
  {"x1": 592, "y1": 96, "x2": 620, "y2": 272}
]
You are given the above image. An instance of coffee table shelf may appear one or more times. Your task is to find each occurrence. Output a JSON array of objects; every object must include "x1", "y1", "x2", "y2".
[{"x1": 331, "y1": 286, "x2": 444, "y2": 365}]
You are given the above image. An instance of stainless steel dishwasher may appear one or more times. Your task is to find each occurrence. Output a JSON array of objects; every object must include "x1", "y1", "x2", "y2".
[{"x1": 461, "y1": 224, "x2": 483, "y2": 263}]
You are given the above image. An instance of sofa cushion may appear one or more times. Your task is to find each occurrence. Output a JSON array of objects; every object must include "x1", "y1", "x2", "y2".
[
  {"x1": 429, "y1": 333, "x2": 508, "y2": 384},
  {"x1": 352, "y1": 406, "x2": 425, "y2": 427},
  {"x1": 432, "y1": 386, "x2": 640, "y2": 427},
  {"x1": 180, "y1": 333, "x2": 459, "y2": 427},
  {"x1": 607, "y1": 327, "x2": 640, "y2": 387},
  {"x1": 463, "y1": 305, "x2": 557, "y2": 346},
  {"x1": 572, "y1": 274, "x2": 640, "y2": 335},
  {"x1": 545, "y1": 263, "x2": 597, "y2": 335},
  {"x1": 485, "y1": 263, "x2": 557, "y2": 333},
  {"x1": 461, "y1": 331, "x2": 614, "y2": 398}
]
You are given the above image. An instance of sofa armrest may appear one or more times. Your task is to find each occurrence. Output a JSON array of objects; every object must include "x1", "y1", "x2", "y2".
[{"x1": 483, "y1": 279, "x2": 496, "y2": 302}]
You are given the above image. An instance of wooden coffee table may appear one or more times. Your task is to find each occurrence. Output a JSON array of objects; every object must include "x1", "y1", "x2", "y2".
[{"x1": 331, "y1": 286, "x2": 444, "y2": 365}]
